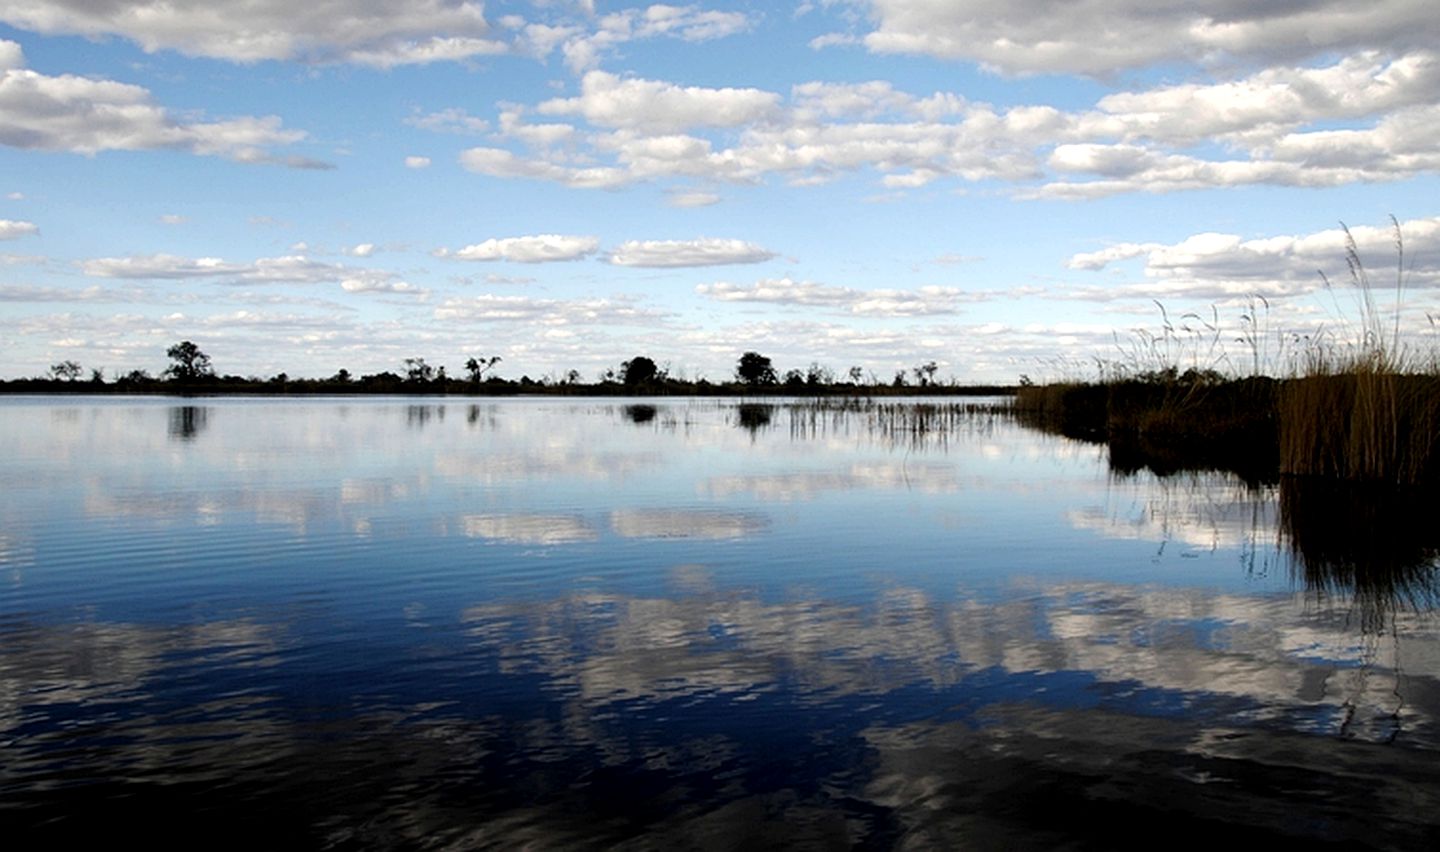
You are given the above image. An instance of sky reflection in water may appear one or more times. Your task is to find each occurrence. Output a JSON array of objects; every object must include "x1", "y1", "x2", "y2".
[{"x1": 1, "y1": 397, "x2": 1438, "y2": 848}]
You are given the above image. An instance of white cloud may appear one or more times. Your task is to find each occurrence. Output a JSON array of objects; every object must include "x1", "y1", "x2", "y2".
[
  {"x1": 609, "y1": 238, "x2": 776, "y2": 268},
  {"x1": 433, "y1": 293, "x2": 667, "y2": 325},
  {"x1": 404, "y1": 155, "x2": 432, "y2": 169},
  {"x1": 406, "y1": 108, "x2": 490, "y2": 135},
  {"x1": 1065, "y1": 243, "x2": 1160, "y2": 271},
  {"x1": 341, "y1": 36, "x2": 508, "y2": 69},
  {"x1": 0, "y1": 1, "x2": 504, "y2": 66},
  {"x1": 0, "y1": 39, "x2": 23, "y2": 70},
  {"x1": 458, "y1": 146, "x2": 626, "y2": 188},
  {"x1": 443, "y1": 234, "x2": 600, "y2": 263},
  {"x1": 1087, "y1": 51, "x2": 1440, "y2": 147},
  {"x1": 1065, "y1": 215, "x2": 1440, "y2": 299},
  {"x1": 666, "y1": 190, "x2": 721, "y2": 208},
  {"x1": 81, "y1": 254, "x2": 245, "y2": 279},
  {"x1": 339, "y1": 278, "x2": 425, "y2": 295},
  {"x1": 555, "y1": 5, "x2": 752, "y2": 73},
  {"x1": 0, "y1": 54, "x2": 322, "y2": 166},
  {"x1": 158, "y1": 214, "x2": 186, "y2": 225},
  {"x1": 463, "y1": 49, "x2": 1440, "y2": 196},
  {"x1": 537, "y1": 71, "x2": 781, "y2": 133},
  {"x1": 852, "y1": 0, "x2": 1440, "y2": 76},
  {"x1": 348, "y1": 243, "x2": 376, "y2": 257},
  {"x1": 697, "y1": 276, "x2": 995, "y2": 316},
  {"x1": 78, "y1": 252, "x2": 419, "y2": 292},
  {"x1": 0, "y1": 219, "x2": 38, "y2": 239}
]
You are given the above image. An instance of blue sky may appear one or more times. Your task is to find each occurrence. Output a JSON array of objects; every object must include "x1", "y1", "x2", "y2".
[{"x1": 2, "y1": 1, "x2": 1439, "y2": 383}]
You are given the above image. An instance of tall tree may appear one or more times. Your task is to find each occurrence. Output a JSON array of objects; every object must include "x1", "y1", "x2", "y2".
[
  {"x1": 49, "y1": 360, "x2": 82, "y2": 381},
  {"x1": 620, "y1": 355, "x2": 658, "y2": 387},
  {"x1": 465, "y1": 355, "x2": 501, "y2": 383},
  {"x1": 165, "y1": 341, "x2": 213, "y2": 382},
  {"x1": 736, "y1": 351, "x2": 777, "y2": 386}
]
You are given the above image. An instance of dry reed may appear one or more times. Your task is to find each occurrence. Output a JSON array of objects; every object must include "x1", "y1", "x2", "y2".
[{"x1": 1278, "y1": 220, "x2": 1440, "y2": 485}]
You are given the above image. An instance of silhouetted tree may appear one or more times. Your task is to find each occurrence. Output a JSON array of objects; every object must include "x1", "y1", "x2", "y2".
[
  {"x1": 621, "y1": 355, "x2": 658, "y2": 387},
  {"x1": 331, "y1": 368, "x2": 352, "y2": 383},
  {"x1": 847, "y1": 366, "x2": 864, "y2": 385},
  {"x1": 404, "y1": 357, "x2": 434, "y2": 383},
  {"x1": 50, "y1": 360, "x2": 82, "y2": 381},
  {"x1": 913, "y1": 361, "x2": 938, "y2": 387},
  {"x1": 465, "y1": 355, "x2": 501, "y2": 383},
  {"x1": 165, "y1": 341, "x2": 213, "y2": 382},
  {"x1": 736, "y1": 351, "x2": 777, "y2": 386},
  {"x1": 805, "y1": 363, "x2": 834, "y2": 386}
]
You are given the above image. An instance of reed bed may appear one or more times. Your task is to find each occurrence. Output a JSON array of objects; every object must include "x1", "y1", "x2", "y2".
[
  {"x1": 783, "y1": 398, "x2": 1011, "y2": 449},
  {"x1": 1278, "y1": 368, "x2": 1440, "y2": 484},
  {"x1": 1277, "y1": 221, "x2": 1440, "y2": 485},
  {"x1": 1020, "y1": 218, "x2": 1440, "y2": 486}
]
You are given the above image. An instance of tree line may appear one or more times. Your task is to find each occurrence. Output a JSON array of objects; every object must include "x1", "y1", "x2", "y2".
[{"x1": 4, "y1": 342, "x2": 1008, "y2": 396}]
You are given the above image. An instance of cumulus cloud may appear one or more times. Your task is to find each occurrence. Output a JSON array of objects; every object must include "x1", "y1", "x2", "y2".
[
  {"x1": 462, "y1": 41, "x2": 1440, "y2": 197},
  {"x1": 666, "y1": 190, "x2": 721, "y2": 208},
  {"x1": 441, "y1": 234, "x2": 600, "y2": 263},
  {"x1": 404, "y1": 156, "x2": 432, "y2": 169},
  {"x1": 78, "y1": 252, "x2": 420, "y2": 293},
  {"x1": 609, "y1": 238, "x2": 776, "y2": 268},
  {"x1": 0, "y1": 44, "x2": 322, "y2": 166},
  {"x1": 1, "y1": 2, "x2": 752, "y2": 72},
  {"x1": 339, "y1": 278, "x2": 424, "y2": 295},
  {"x1": 1065, "y1": 215, "x2": 1440, "y2": 300},
  {"x1": 433, "y1": 293, "x2": 668, "y2": 325},
  {"x1": 0, "y1": 1, "x2": 505, "y2": 66},
  {"x1": 849, "y1": 0, "x2": 1440, "y2": 76},
  {"x1": 697, "y1": 277, "x2": 995, "y2": 316},
  {"x1": 81, "y1": 254, "x2": 246, "y2": 279},
  {"x1": 537, "y1": 71, "x2": 781, "y2": 134},
  {"x1": 458, "y1": 146, "x2": 626, "y2": 188},
  {"x1": 555, "y1": 4, "x2": 751, "y2": 72},
  {"x1": 0, "y1": 39, "x2": 23, "y2": 70},
  {"x1": 406, "y1": 108, "x2": 490, "y2": 135},
  {"x1": 0, "y1": 219, "x2": 38, "y2": 239}
]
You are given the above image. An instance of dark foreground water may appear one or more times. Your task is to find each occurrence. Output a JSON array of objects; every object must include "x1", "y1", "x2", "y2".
[{"x1": 3, "y1": 396, "x2": 1439, "y2": 849}]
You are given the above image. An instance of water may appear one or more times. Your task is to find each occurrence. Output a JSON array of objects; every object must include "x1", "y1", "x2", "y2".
[{"x1": 2, "y1": 396, "x2": 1438, "y2": 848}]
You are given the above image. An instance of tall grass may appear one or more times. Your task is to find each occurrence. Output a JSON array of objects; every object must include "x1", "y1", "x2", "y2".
[{"x1": 1278, "y1": 220, "x2": 1440, "y2": 485}]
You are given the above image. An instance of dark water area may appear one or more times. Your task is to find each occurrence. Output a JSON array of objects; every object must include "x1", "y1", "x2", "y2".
[{"x1": 3, "y1": 396, "x2": 1439, "y2": 848}]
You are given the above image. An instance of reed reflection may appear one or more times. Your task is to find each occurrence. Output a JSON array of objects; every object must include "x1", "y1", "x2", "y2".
[
  {"x1": 1280, "y1": 477, "x2": 1440, "y2": 626},
  {"x1": 1077, "y1": 463, "x2": 1440, "y2": 627}
]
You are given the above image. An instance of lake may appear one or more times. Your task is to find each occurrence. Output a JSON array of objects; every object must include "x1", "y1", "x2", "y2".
[{"x1": 3, "y1": 396, "x2": 1438, "y2": 848}]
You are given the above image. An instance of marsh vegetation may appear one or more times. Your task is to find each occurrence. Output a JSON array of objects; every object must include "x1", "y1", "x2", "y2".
[{"x1": 1018, "y1": 220, "x2": 1440, "y2": 489}]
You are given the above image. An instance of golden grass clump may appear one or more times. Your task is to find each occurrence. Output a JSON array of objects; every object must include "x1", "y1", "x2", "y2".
[{"x1": 1278, "y1": 220, "x2": 1440, "y2": 485}]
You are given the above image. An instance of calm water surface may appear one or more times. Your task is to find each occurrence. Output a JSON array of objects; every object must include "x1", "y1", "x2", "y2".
[{"x1": 2, "y1": 396, "x2": 1438, "y2": 848}]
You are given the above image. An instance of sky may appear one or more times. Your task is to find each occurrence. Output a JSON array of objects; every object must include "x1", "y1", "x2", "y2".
[{"x1": 2, "y1": 0, "x2": 1439, "y2": 384}]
